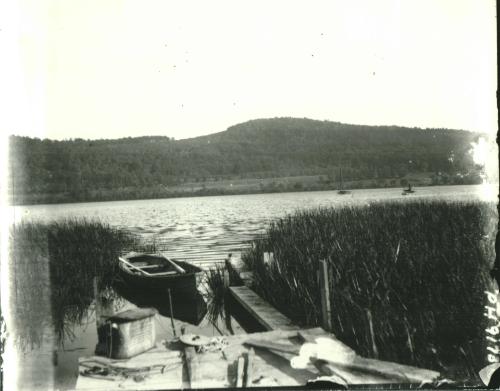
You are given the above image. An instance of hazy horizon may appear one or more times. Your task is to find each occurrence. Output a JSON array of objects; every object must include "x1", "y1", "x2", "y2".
[{"x1": 7, "y1": 115, "x2": 487, "y2": 142}]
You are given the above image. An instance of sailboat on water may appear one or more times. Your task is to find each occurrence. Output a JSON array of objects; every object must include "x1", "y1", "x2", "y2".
[
  {"x1": 337, "y1": 167, "x2": 351, "y2": 195},
  {"x1": 402, "y1": 183, "x2": 415, "y2": 195}
]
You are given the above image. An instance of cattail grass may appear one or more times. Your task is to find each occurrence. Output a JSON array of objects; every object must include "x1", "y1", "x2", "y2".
[
  {"x1": 9, "y1": 219, "x2": 136, "y2": 349},
  {"x1": 242, "y1": 200, "x2": 496, "y2": 380},
  {"x1": 204, "y1": 265, "x2": 229, "y2": 327}
]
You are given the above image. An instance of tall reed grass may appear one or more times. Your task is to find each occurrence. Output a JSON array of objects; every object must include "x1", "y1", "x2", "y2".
[
  {"x1": 9, "y1": 219, "x2": 137, "y2": 349},
  {"x1": 242, "y1": 200, "x2": 497, "y2": 379},
  {"x1": 204, "y1": 265, "x2": 228, "y2": 326}
]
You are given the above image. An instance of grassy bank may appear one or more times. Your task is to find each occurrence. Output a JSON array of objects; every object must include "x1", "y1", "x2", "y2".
[
  {"x1": 10, "y1": 173, "x2": 481, "y2": 205},
  {"x1": 242, "y1": 200, "x2": 497, "y2": 380},
  {"x1": 9, "y1": 220, "x2": 138, "y2": 349}
]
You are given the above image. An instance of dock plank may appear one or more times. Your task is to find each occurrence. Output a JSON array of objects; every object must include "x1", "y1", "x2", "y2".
[{"x1": 229, "y1": 286, "x2": 299, "y2": 331}]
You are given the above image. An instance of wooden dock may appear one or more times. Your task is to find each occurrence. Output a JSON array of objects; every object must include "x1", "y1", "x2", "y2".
[
  {"x1": 74, "y1": 259, "x2": 441, "y2": 389},
  {"x1": 74, "y1": 327, "x2": 440, "y2": 390},
  {"x1": 229, "y1": 286, "x2": 299, "y2": 331}
]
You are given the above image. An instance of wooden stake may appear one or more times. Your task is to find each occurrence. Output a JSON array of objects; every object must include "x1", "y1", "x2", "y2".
[
  {"x1": 263, "y1": 252, "x2": 274, "y2": 265},
  {"x1": 168, "y1": 288, "x2": 177, "y2": 338},
  {"x1": 224, "y1": 256, "x2": 233, "y2": 285},
  {"x1": 319, "y1": 259, "x2": 333, "y2": 332},
  {"x1": 184, "y1": 346, "x2": 198, "y2": 387},
  {"x1": 93, "y1": 277, "x2": 103, "y2": 327},
  {"x1": 244, "y1": 348, "x2": 255, "y2": 387},
  {"x1": 236, "y1": 355, "x2": 245, "y2": 387},
  {"x1": 366, "y1": 309, "x2": 379, "y2": 358}
]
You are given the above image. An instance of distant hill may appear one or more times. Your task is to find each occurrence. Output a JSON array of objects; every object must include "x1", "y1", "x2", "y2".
[{"x1": 9, "y1": 117, "x2": 483, "y2": 204}]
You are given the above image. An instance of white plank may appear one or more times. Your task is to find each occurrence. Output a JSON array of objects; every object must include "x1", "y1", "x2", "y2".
[{"x1": 229, "y1": 286, "x2": 298, "y2": 331}]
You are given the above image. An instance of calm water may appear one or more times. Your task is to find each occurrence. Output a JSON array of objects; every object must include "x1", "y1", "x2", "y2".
[
  {"x1": 13, "y1": 184, "x2": 495, "y2": 268},
  {"x1": 9, "y1": 185, "x2": 496, "y2": 390}
]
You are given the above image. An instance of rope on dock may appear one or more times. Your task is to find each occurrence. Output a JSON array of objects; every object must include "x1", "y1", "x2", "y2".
[{"x1": 79, "y1": 358, "x2": 182, "y2": 382}]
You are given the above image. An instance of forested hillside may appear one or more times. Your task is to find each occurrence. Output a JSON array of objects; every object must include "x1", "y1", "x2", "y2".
[{"x1": 9, "y1": 118, "x2": 483, "y2": 204}]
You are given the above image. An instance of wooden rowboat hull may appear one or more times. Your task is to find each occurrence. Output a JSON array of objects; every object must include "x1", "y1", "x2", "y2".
[
  {"x1": 113, "y1": 282, "x2": 208, "y2": 325},
  {"x1": 118, "y1": 253, "x2": 204, "y2": 294},
  {"x1": 116, "y1": 253, "x2": 207, "y2": 324}
]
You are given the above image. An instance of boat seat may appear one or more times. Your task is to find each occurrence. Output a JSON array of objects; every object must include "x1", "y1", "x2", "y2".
[
  {"x1": 147, "y1": 271, "x2": 179, "y2": 276},
  {"x1": 126, "y1": 267, "x2": 177, "y2": 276},
  {"x1": 134, "y1": 264, "x2": 167, "y2": 270}
]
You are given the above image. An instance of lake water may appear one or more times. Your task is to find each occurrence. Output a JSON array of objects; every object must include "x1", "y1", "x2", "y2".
[
  {"x1": 12, "y1": 184, "x2": 495, "y2": 268},
  {"x1": 8, "y1": 184, "x2": 497, "y2": 390}
]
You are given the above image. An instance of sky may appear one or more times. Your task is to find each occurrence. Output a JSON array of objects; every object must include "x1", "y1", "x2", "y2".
[{"x1": 1, "y1": 0, "x2": 497, "y2": 141}]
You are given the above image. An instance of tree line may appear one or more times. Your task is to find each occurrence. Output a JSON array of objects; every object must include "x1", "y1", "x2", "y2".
[{"x1": 9, "y1": 117, "x2": 483, "y2": 204}]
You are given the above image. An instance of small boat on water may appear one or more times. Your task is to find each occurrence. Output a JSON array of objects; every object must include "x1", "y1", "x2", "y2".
[
  {"x1": 402, "y1": 184, "x2": 415, "y2": 195},
  {"x1": 337, "y1": 166, "x2": 351, "y2": 195},
  {"x1": 118, "y1": 252, "x2": 204, "y2": 295}
]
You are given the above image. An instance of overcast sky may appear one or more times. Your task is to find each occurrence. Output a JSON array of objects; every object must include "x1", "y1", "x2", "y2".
[{"x1": 2, "y1": 0, "x2": 497, "y2": 140}]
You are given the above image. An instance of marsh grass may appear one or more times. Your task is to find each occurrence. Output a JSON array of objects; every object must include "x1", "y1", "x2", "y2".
[
  {"x1": 204, "y1": 265, "x2": 228, "y2": 326},
  {"x1": 10, "y1": 219, "x2": 137, "y2": 349},
  {"x1": 242, "y1": 200, "x2": 497, "y2": 379}
]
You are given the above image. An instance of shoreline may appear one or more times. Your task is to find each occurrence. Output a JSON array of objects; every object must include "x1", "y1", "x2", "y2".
[{"x1": 8, "y1": 177, "x2": 484, "y2": 207}]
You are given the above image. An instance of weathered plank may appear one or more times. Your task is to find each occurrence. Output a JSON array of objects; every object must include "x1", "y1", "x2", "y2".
[
  {"x1": 244, "y1": 328, "x2": 440, "y2": 385},
  {"x1": 244, "y1": 339, "x2": 300, "y2": 354},
  {"x1": 300, "y1": 329, "x2": 440, "y2": 384},
  {"x1": 350, "y1": 356, "x2": 440, "y2": 383},
  {"x1": 312, "y1": 356, "x2": 440, "y2": 385},
  {"x1": 229, "y1": 286, "x2": 299, "y2": 331}
]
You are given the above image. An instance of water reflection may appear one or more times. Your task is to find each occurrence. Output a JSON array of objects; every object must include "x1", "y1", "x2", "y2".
[{"x1": 113, "y1": 282, "x2": 208, "y2": 325}]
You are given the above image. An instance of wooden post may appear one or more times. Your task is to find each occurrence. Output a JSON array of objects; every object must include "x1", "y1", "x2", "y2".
[
  {"x1": 236, "y1": 355, "x2": 245, "y2": 387},
  {"x1": 93, "y1": 277, "x2": 103, "y2": 327},
  {"x1": 244, "y1": 348, "x2": 255, "y2": 387},
  {"x1": 319, "y1": 259, "x2": 333, "y2": 332},
  {"x1": 180, "y1": 324, "x2": 197, "y2": 388},
  {"x1": 366, "y1": 309, "x2": 379, "y2": 358},
  {"x1": 263, "y1": 252, "x2": 274, "y2": 265},
  {"x1": 223, "y1": 267, "x2": 235, "y2": 335},
  {"x1": 168, "y1": 289, "x2": 177, "y2": 338},
  {"x1": 184, "y1": 346, "x2": 198, "y2": 387},
  {"x1": 224, "y1": 254, "x2": 233, "y2": 286}
]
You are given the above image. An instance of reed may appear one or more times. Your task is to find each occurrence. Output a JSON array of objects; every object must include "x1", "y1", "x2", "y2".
[
  {"x1": 204, "y1": 265, "x2": 229, "y2": 327},
  {"x1": 9, "y1": 219, "x2": 137, "y2": 349},
  {"x1": 242, "y1": 200, "x2": 497, "y2": 380}
]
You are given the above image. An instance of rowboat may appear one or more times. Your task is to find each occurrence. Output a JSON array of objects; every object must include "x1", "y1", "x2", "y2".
[{"x1": 118, "y1": 252, "x2": 204, "y2": 294}]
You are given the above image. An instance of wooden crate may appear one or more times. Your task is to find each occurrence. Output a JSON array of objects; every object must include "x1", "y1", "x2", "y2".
[{"x1": 97, "y1": 308, "x2": 158, "y2": 359}]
